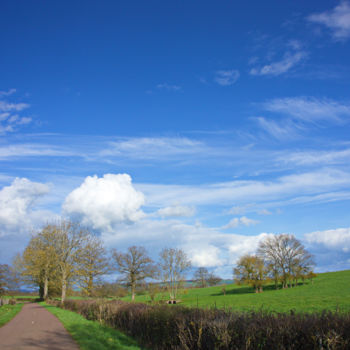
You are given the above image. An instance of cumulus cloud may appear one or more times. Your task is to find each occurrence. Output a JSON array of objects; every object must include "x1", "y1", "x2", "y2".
[
  {"x1": 157, "y1": 205, "x2": 195, "y2": 218},
  {"x1": 223, "y1": 216, "x2": 259, "y2": 229},
  {"x1": 250, "y1": 51, "x2": 307, "y2": 76},
  {"x1": 214, "y1": 70, "x2": 240, "y2": 86},
  {"x1": 0, "y1": 178, "x2": 50, "y2": 235},
  {"x1": 308, "y1": 1, "x2": 350, "y2": 41},
  {"x1": 305, "y1": 227, "x2": 350, "y2": 252},
  {"x1": 102, "y1": 218, "x2": 271, "y2": 273},
  {"x1": 63, "y1": 174, "x2": 145, "y2": 231}
]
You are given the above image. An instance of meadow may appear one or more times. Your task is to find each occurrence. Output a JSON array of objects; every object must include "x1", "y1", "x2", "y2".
[{"x1": 123, "y1": 270, "x2": 350, "y2": 313}]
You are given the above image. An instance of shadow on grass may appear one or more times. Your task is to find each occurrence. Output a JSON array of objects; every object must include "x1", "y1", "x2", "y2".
[{"x1": 210, "y1": 284, "x2": 296, "y2": 296}]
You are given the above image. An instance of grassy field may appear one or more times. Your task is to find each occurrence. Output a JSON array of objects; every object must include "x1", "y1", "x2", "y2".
[
  {"x1": 42, "y1": 302, "x2": 144, "y2": 350},
  {"x1": 0, "y1": 303, "x2": 23, "y2": 327},
  {"x1": 123, "y1": 270, "x2": 350, "y2": 313}
]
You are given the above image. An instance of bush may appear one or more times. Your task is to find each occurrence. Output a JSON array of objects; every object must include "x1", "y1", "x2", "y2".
[{"x1": 47, "y1": 299, "x2": 350, "y2": 349}]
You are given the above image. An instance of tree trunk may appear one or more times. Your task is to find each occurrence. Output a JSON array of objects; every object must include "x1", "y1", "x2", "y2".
[
  {"x1": 131, "y1": 282, "x2": 135, "y2": 301},
  {"x1": 39, "y1": 284, "x2": 44, "y2": 299},
  {"x1": 43, "y1": 276, "x2": 49, "y2": 300},
  {"x1": 87, "y1": 275, "x2": 93, "y2": 297},
  {"x1": 61, "y1": 270, "x2": 67, "y2": 305}
]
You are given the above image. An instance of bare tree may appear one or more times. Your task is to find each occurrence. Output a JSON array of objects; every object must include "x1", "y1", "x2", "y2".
[
  {"x1": 159, "y1": 248, "x2": 191, "y2": 301},
  {"x1": 207, "y1": 273, "x2": 222, "y2": 286},
  {"x1": 194, "y1": 267, "x2": 209, "y2": 288},
  {"x1": 257, "y1": 234, "x2": 314, "y2": 289},
  {"x1": 112, "y1": 246, "x2": 156, "y2": 301},
  {"x1": 78, "y1": 235, "x2": 110, "y2": 297},
  {"x1": 52, "y1": 220, "x2": 90, "y2": 304}
]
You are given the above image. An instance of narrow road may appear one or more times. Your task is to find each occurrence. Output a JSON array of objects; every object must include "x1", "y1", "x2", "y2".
[{"x1": 0, "y1": 303, "x2": 80, "y2": 349}]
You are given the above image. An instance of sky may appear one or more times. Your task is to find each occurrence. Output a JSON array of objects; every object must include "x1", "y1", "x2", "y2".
[{"x1": 1, "y1": 0, "x2": 350, "y2": 278}]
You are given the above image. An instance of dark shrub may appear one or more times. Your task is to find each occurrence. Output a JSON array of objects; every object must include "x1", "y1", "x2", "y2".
[{"x1": 47, "y1": 299, "x2": 350, "y2": 349}]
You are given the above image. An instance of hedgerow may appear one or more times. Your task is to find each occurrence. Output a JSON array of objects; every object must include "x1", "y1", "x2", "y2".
[{"x1": 47, "y1": 299, "x2": 350, "y2": 349}]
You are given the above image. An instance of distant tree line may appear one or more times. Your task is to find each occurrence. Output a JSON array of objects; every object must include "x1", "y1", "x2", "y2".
[{"x1": 234, "y1": 234, "x2": 316, "y2": 293}]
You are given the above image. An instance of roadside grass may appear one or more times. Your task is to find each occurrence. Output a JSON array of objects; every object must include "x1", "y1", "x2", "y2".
[
  {"x1": 0, "y1": 303, "x2": 23, "y2": 327},
  {"x1": 41, "y1": 302, "x2": 144, "y2": 350},
  {"x1": 122, "y1": 269, "x2": 350, "y2": 313}
]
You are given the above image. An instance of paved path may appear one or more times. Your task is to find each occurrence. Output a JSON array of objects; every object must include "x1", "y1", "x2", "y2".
[{"x1": 0, "y1": 303, "x2": 80, "y2": 349}]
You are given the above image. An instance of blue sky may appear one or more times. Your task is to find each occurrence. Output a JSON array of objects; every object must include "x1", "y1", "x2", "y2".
[{"x1": 1, "y1": 0, "x2": 350, "y2": 277}]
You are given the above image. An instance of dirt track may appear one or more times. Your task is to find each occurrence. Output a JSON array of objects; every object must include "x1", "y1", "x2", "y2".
[{"x1": 0, "y1": 303, "x2": 80, "y2": 349}]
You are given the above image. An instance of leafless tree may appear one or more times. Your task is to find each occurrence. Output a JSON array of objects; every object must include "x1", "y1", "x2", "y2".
[
  {"x1": 52, "y1": 220, "x2": 90, "y2": 304},
  {"x1": 78, "y1": 235, "x2": 110, "y2": 297},
  {"x1": 112, "y1": 246, "x2": 156, "y2": 301},
  {"x1": 159, "y1": 248, "x2": 191, "y2": 301},
  {"x1": 257, "y1": 234, "x2": 314, "y2": 289},
  {"x1": 194, "y1": 267, "x2": 209, "y2": 288}
]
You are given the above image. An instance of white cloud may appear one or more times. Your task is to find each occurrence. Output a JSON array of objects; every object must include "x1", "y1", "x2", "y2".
[
  {"x1": 304, "y1": 227, "x2": 350, "y2": 251},
  {"x1": 138, "y1": 169, "x2": 350, "y2": 208},
  {"x1": 0, "y1": 178, "x2": 50, "y2": 235},
  {"x1": 0, "y1": 144, "x2": 76, "y2": 160},
  {"x1": 263, "y1": 97, "x2": 350, "y2": 123},
  {"x1": 101, "y1": 219, "x2": 271, "y2": 272},
  {"x1": 0, "y1": 89, "x2": 16, "y2": 97},
  {"x1": 278, "y1": 148, "x2": 350, "y2": 166},
  {"x1": 308, "y1": 1, "x2": 350, "y2": 41},
  {"x1": 257, "y1": 209, "x2": 272, "y2": 215},
  {"x1": 223, "y1": 216, "x2": 259, "y2": 229},
  {"x1": 100, "y1": 137, "x2": 211, "y2": 159},
  {"x1": 0, "y1": 101, "x2": 29, "y2": 112},
  {"x1": 214, "y1": 70, "x2": 240, "y2": 86},
  {"x1": 63, "y1": 174, "x2": 145, "y2": 231},
  {"x1": 156, "y1": 83, "x2": 181, "y2": 91},
  {"x1": 255, "y1": 116, "x2": 301, "y2": 139},
  {"x1": 0, "y1": 96, "x2": 31, "y2": 134},
  {"x1": 250, "y1": 51, "x2": 307, "y2": 76},
  {"x1": 157, "y1": 205, "x2": 195, "y2": 218}
]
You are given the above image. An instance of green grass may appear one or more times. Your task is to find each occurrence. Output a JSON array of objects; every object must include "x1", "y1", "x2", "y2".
[
  {"x1": 41, "y1": 302, "x2": 144, "y2": 350},
  {"x1": 123, "y1": 270, "x2": 350, "y2": 313},
  {"x1": 0, "y1": 303, "x2": 23, "y2": 327}
]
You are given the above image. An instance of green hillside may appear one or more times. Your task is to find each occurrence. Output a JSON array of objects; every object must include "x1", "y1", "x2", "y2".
[{"x1": 125, "y1": 270, "x2": 350, "y2": 313}]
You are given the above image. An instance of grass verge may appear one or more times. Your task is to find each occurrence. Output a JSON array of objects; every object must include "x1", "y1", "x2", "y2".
[
  {"x1": 41, "y1": 302, "x2": 144, "y2": 350},
  {"x1": 0, "y1": 303, "x2": 23, "y2": 327}
]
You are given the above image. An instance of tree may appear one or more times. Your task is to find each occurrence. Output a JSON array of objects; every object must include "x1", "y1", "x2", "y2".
[
  {"x1": 193, "y1": 267, "x2": 209, "y2": 288},
  {"x1": 257, "y1": 234, "x2": 314, "y2": 289},
  {"x1": 159, "y1": 248, "x2": 191, "y2": 301},
  {"x1": 52, "y1": 220, "x2": 90, "y2": 304},
  {"x1": 234, "y1": 254, "x2": 267, "y2": 293},
  {"x1": 16, "y1": 226, "x2": 59, "y2": 299},
  {"x1": 0, "y1": 264, "x2": 10, "y2": 295},
  {"x1": 112, "y1": 246, "x2": 156, "y2": 301},
  {"x1": 77, "y1": 235, "x2": 110, "y2": 297},
  {"x1": 207, "y1": 273, "x2": 222, "y2": 286}
]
